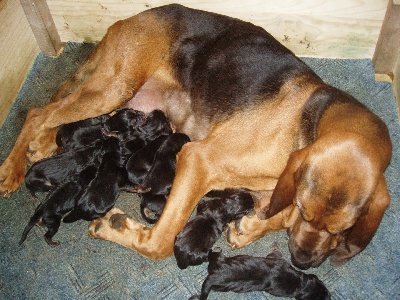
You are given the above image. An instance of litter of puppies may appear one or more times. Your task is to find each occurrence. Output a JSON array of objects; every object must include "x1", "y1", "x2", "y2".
[
  {"x1": 20, "y1": 109, "x2": 181, "y2": 245},
  {"x1": 20, "y1": 108, "x2": 330, "y2": 299}
]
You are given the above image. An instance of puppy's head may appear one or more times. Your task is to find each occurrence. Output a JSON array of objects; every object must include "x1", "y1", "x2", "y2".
[
  {"x1": 296, "y1": 274, "x2": 331, "y2": 300},
  {"x1": 263, "y1": 136, "x2": 390, "y2": 269},
  {"x1": 139, "y1": 110, "x2": 173, "y2": 138},
  {"x1": 174, "y1": 216, "x2": 221, "y2": 269},
  {"x1": 103, "y1": 108, "x2": 146, "y2": 133}
]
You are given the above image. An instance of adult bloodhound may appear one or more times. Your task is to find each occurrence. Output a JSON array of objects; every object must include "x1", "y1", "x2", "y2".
[{"x1": 0, "y1": 4, "x2": 391, "y2": 268}]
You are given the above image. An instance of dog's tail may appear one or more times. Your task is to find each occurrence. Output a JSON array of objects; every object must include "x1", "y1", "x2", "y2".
[{"x1": 19, "y1": 205, "x2": 44, "y2": 245}]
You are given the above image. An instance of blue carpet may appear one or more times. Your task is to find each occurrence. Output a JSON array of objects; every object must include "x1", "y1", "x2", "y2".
[{"x1": 0, "y1": 43, "x2": 399, "y2": 299}]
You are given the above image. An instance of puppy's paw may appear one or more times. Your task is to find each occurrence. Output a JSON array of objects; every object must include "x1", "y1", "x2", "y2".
[{"x1": 0, "y1": 158, "x2": 25, "y2": 197}]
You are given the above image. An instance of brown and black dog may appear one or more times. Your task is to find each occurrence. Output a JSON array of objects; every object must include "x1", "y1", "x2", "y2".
[{"x1": 0, "y1": 5, "x2": 391, "y2": 267}]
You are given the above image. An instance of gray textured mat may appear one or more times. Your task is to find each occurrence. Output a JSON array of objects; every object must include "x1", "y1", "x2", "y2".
[{"x1": 0, "y1": 43, "x2": 399, "y2": 299}]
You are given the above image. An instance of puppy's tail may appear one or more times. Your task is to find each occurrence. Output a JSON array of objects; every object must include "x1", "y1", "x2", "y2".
[{"x1": 19, "y1": 207, "x2": 44, "y2": 245}]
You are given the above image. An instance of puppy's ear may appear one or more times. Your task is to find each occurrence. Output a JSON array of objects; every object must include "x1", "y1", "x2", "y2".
[
  {"x1": 262, "y1": 148, "x2": 308, "y2": 219},
  {"x1": 330, "y1": 176, "x2": 390, "y2": 266}
]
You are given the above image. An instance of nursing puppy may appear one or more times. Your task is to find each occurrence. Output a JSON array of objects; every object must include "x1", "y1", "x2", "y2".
[
  {"x1": 56, "y1": 114, "x2": 109, "y2": 149},
  {"x1": 190, "y1": 249, "x2": 331, "y2": 300},
  {"x1": 63, "y1": 141, "x2": 133, "y2": 223},
  {"x1": 135, "y1": 133, "x2": 191, "y2": 223},
  {"x1": 25, "y1": 145, "x2": 103, "y2": 198},
  {"x1": 57, "y1": 124, "x2": 105, "y2": 153},
  {"x1": 20, "y1": 166, "x2": 97, "y2": 246},
  {"x1": 137, "y1": 133, "x2": 191, "y2": 194},
  {"x1": 174, "y1": 189, "x2": 254, "y2": 269},
  {"x1": 102, "y1": 108, "x2": 147, "y2": 141},
  {"x1": 125, "y1": 135, "x2": 168, "y2": 185}
]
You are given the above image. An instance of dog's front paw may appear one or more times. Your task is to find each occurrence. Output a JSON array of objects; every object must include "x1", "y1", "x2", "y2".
[
  {"x1": 0, "y1": 158, "x2": 25, "y2": 197},
  {"x1": 89, "y1": 208, "x2": 144, "y2": 240},
  {"x1": 226, "y1": 220, "x2": 246, "y2": 249},
  {"x1": 27, "y1": 129, "x2": 58, "y2": 163},
  {"x1": 89, "y1": 208, "x2": 125, "y2": 238},
  {"x1": 225, "y1": 214, "x2": 262, "y2": 249}
]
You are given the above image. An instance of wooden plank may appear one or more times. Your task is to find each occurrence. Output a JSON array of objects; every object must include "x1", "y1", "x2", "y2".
[
  {"x1": 47, "y1": 0, "x2": 388, "y2": 59},
  {"x1": 20, "y1": 0, "x2": 64, "y2": 57},
  {"x1": 0, "y1": 0, "x2": 40, "y2": 127},
  {"x1": 373, "y1": 0, "x2": 400, "y2": 80},
  {"x1": 394, "y1": 61, "x2": 400, "y2": 120},
  {"x1": 373, "y1": 0, "x2": 400, "y2": 120}
]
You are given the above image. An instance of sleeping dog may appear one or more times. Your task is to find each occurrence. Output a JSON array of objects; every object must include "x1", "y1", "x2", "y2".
[
  {"x1": 20, "y1": 165, "x2": 97, "y2": 246},
  {"x1": 190, "y1": 249, "x2": 331, "y2": 300},
  {"x1": 174, "y1": 189, "x2": 254, "y2": 269}
]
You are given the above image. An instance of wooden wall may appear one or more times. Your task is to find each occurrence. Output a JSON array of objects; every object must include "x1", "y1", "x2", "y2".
[
  {"x1": 0, "y1": 0, "x2": 39, "y2": 127},
  {"x1": 47, "y1": 0, "x2": 388, "y2": 59},
  {"x1": 0, "y1": 0, "x2": 394, "y2": 126},
  {"x1": 373, "y1": 1, "x2": 400, "y2": 117}
]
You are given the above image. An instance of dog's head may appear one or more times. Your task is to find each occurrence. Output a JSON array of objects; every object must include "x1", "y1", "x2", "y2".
[{"x1": 262, "y1": 136, "x2": 390, "y2": 269}]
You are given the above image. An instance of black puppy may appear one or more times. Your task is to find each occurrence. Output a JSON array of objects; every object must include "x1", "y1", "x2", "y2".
[
  {"x1": 102, "y1": 108, "x2": 147, "y2": 141},
  {"x1": 133, "y1": 109, "x2": 173, "y2": 142},
  {"x1": 190, "y1": 250, "x2": 331, "y2": 300},
  {"x1": 125, "y1": 135, "x2": 169, "y2": 185},
  {"x1": 57, "y1": 123, "x2": 105, "y2": 153},
  {"x1": 118, "y1": 109, "x2": 174, "y2": 165},
  {"x1": 56, "y1": 114, "x2": 110, "y2": 149},
  {"x1": 63, "y1": 141, "x2": 133, "y2": 223},
  {"x1": 25, "y1": 144, "x2": 103, "y2": 198},
  {"x1": 137, "y1": 133, "x2": 190, "y2": 195},
  {"x1": 174, "y1": 189, "x2": 254, "y2": 269},
  {"x1": 135, "y1": 133, "x2": 190, "y2": 223},
  {"x1": 20, "y1": 166, "x2": 97, "y2": 246}
]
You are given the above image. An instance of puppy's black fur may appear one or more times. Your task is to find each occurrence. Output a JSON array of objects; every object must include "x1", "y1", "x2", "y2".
[
  {"x1": 102, "y1": 108, "x2": 147, "y2": 141},
  {"x1": 190, "y1": 250, "x2": 331, "y2": 300},
  {"x1": 25, "y1": 145, "x2": 102, "y2": 198},
  {"x1": 124, "y1": 109, "x2": 174, "y2": 182},
  {"x1": 57, "y1": 124, "x2": 105, "y2": 153},
  {"x1": 20, "y1": 166, "x2": 97, "y2": 246},
  {"x1": 56, "y1": 114, "x2": 109, "y2": 148},
  {"x1": 174, "y1": 189, "x2": 254, "y2": 269},
  {"x1": 135, "y1": 133, "x2": 190, "y2": 224},
  {"x1": 133, "y1": 110, "x2": 173, "y2": 142},
  {"x1": 125, "y1": 135, "x2": 169, "y2": 185},
  {"x1": 63, "y1": 142, "x2": 133, "y2": 223},
  {"x1": 138, "y1": 133, "x2": 190, "y2": 194}
]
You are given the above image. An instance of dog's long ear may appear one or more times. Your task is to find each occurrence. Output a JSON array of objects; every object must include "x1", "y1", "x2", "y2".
[
  {"x1": 330, "y1": 176, "x2": 390, "y2": 266},
  {"x1": 262, "y1": 148, "x2": 308, "y2": 219}
]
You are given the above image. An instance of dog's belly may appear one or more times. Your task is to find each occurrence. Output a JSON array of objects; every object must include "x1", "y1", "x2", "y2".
[{"x1": 122, "y1": 76, "x2": 211, "y2": 141}]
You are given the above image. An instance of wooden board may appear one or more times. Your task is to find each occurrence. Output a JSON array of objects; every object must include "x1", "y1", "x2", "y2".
[
  {"x1": 46, "y1": 0, "x2": 388, "y2": 59},
  {"x1": 20, "y1": 0, "x2": 65, "y2": 57},
  {"x1": 373, "y1": 1, "x2": 400, "y2": 120},
  {"x1": 0, "y1": 0, "x2": 40, "y2": 127}
]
